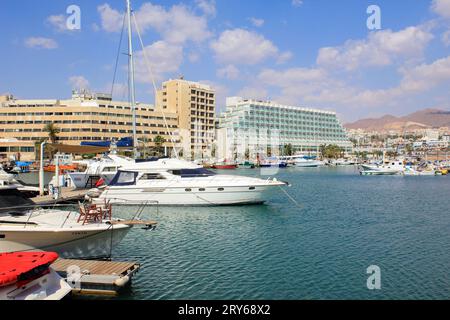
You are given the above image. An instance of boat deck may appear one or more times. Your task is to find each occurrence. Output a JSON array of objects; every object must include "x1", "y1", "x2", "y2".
[{"x1": 52, "y1": 258, "x2": 140, "y2": 296}]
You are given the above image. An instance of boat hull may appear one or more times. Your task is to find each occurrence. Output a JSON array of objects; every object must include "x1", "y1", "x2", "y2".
[
  {"x1": 99, "y1": 185, "x2": 280, "y2": 206},
  {"x1": 0, "y1": 224, "x2": 131, "y2": 259}
]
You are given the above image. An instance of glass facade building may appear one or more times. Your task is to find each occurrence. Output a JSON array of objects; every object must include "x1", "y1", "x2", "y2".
[{"x1": 217, "y1": 97, "x2": 353, "y2": 158}]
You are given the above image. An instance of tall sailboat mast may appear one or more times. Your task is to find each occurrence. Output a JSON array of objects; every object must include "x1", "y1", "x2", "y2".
[{"x1": 126, "y1": 0, "x2": 138, "y2": 159}]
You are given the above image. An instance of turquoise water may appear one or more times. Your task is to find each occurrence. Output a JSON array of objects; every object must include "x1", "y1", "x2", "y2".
[{"x1": 106, "y1": 168, "x2": 450, "y2": 299}]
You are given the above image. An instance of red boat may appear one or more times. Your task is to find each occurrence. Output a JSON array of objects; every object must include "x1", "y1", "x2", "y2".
[
  {"x1": 0, "y1": 252, "x2": 59, "y2": 288},
  {"x1": 44, "y1": 164, "x2": 78, "y2": 173},
  {"x1": 0, "y1": 252, "x2": 71, "y2": 300},
  {"x1": 212, "y1": 163, "x2": 237, "y2": 170}
]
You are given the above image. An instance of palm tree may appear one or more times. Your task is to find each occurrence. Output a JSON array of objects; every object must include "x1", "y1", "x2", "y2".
[
  {"x1": 43, "y1": 123, "x2": 60, "y2": 144},
  {"x1": 153, "y1": 135, "x2": 166, "y2": 156}
]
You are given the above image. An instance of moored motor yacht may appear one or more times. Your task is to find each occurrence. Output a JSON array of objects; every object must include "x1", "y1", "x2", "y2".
[
  {"x1": 0, "y1": 206, "x2": 135, "y2": 259},
  {"x1": 69, "y1": 154, "x2": 134, "y2": 189},
  {"x1": 359, "y1": 160, "x2": 406, "y2": 176},
  {"x1": 0, "y1": 183, "x2": 156, "y2": 258},
  {"x1": 294, "y1": 157, "x2": 324, "y2": 168},
  {"x1": 94, "y1": 158, "x2": 287, "y2": 206}
]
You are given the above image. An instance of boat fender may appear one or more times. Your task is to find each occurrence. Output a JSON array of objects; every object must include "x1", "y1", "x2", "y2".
[{"x1": 114, "y1": 276, "x2": 130, "y2": 287}]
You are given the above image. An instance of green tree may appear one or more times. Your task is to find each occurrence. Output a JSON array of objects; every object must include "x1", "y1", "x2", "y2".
[
  {"x1": 283, "y1": 144, "x2": 293, "y2": 156},
  {"x1": 153, "y1": 135, "x2": 166, "y2": 157},
  {"x1": 43, "y1": 123, "x2": 60, "y2": 144}
]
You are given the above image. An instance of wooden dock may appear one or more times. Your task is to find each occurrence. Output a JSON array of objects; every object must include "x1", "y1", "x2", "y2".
[
  {"x1": 52, "y1": 258, "x2": 141, "y2": 296},
  {"x1": 31, "y1": 187, "x2": 88, "y2": 205}
]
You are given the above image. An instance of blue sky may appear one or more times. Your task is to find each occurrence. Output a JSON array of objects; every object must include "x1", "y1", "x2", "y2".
[{"x1": 1, "y1": 0, "x2": 450, "y2": 122}]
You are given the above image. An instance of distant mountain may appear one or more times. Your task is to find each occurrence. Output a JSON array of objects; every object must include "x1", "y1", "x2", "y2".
[{"x1": 345, "y1": 108, "x2": 450, "y2": 131}]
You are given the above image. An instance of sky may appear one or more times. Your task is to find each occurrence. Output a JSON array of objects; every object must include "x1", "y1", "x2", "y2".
[{"x1": 0, "y1": 0, "x2": 450, "y2": 122}]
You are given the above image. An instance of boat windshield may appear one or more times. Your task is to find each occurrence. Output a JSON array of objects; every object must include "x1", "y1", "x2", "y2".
[
  {"x1": 170, "y1": 169, "x2": 216, "y2": 178},
  {"x1": 0, "y1": 189, "x2": 35, "y2": 214},
  {"x1": 109, "y1": 171, "x2": 138, "y2": 186}
]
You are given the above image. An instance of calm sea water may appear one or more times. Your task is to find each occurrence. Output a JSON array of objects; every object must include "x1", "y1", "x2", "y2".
[{"x1": 22, "y1": 167, "x2": 450, "y2": 299}]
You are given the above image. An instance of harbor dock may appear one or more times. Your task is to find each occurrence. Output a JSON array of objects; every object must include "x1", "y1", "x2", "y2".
[
  {"x1": 30, "y1": 187, "x2": 88, "y2": 205},
  {"x1": 52, "y1": 259, "x2": 141, "y2": 296}
]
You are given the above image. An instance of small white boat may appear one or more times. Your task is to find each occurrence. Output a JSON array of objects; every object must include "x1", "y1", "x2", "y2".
[
  {"x1": 359, "y1": 160, "x2": 405, "y2": 176},
  {"x1": 294, "y1": 158, "x2": 324, "y2": 168},
  {"x1": 69, "y1": 155, "x2": 134, "y2": 189}
]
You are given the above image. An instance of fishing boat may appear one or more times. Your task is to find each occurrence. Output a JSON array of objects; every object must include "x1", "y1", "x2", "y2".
[
  {"x1": 94, "y1": 159, "x2": 287, "y2": 206},
  {"x1": 0, "y1": 252, "x2": 72, "y2": 300}
]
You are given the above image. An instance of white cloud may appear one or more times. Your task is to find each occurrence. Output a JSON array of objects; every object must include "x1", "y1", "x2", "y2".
[
  {"x1": 431, "y1": 0, "x2": 450, "y2": 18},
  {"x1": 210, "y1": 29, "x2": 281, "y2": 65},
  {"x1": 195, "y1": 0, "x2": 216, "y2": 17},
  {"x1": 188, "y1": 52, "x2": 201, "y2": 63},
  {"x1": 257, "y1": 55, "x2": 450, "y2": 114},
  {"x1": 249, "y1": 17, "x2": 265, "y2": 27},
  {"x1": 24, "y1": 37, "x2": 58, "y2": 49},
  {"x1": 217, "y1": 65, "x2": 240, "y2": 80},
  {"x1": 442, "y1": 29, "x2": 450, "y2": 46},
  {"x1": 237, "y1": 86, "x2": 269, "y2": 101},
  {"x1": 97, "y1": 3, "x2": 123, "y2": 33},
  {"x1": 292, "y1": 0, "x2": 303, "y2": 8},
  {"x1": 317, "y1": 26, "x2": 434, "y2": 71},
  {"x1": 46, "y1": 15, "x2": 68, "y2": 32},
  {"x1": 69, "y1": 76, "x2": 90, "y2": 90},
  {"x1": 134, "y1": 41, "x2": 184, "y2": 83},
  {"x1": 277, "y1": 51, "x2": 293, "y2": 64},
  {"x1": 98, "y1": 2, "x2": 212, "y2": 45}
]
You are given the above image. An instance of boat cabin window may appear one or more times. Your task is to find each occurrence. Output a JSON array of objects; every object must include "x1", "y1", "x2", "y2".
[
  {"x1": 140, "y1": 173, "x2": 166, "y2": 180},
  {"x1": 170, "y1": 169, "x2": 216, "y2": 178},
  {"x1": 109, "y1": 171, "x2": 138, "y2": 186},
  {"x1": 102, "y1": 166, "x2": 118, "y2": 173}
]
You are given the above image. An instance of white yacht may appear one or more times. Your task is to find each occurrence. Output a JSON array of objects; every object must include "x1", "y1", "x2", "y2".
[
  {"x1": 359, "y1": 160, "x2": 406, "y2": 176},
  {"x1": 94, "y1": 158, "x2": 287, "y2": 206},
  {"x1": 294, "y1": 157, "x2": 324, "y2": 168},
  {"x1": 69, "y1": 154, "x2": 134, "y2": 189}
]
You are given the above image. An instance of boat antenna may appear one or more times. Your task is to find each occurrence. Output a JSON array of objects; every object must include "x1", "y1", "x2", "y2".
[{"x1": 126, "y1": 0, "x2": 138, "y2": 159}]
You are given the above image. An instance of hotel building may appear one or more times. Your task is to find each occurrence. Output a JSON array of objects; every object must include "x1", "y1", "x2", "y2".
[
  {"x1": 157, "y1": 79, "x2": 216, "y2": 159},
  {"x1": 0, "y1": 91, "x2": 179, "y2": 161},
  {"x1": 217, "y1": 97, "x2": 353, "y2": 159}
]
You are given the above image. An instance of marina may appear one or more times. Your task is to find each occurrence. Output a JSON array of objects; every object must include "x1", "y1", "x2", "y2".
[{"x1": 0, "y1": 0, "x2": 450, "y2": 305}]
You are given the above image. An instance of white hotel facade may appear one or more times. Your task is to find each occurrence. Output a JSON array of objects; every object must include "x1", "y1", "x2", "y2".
[{"x1": 217, "y1": 97, "x2": 353, "y2": 160}]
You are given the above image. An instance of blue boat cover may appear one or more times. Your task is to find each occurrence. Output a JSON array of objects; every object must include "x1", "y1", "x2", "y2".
[{"x1": 80, "y1": 137, "x2": 133, "y2": 148}]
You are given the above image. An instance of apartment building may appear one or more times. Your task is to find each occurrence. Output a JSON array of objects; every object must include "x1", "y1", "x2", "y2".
[
  {"x1": 0, "y1": 91, "x2": 179, "y2": 161},
  {"x1": 157, "y1": 79, "x2": 216, "y2": 159}
]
